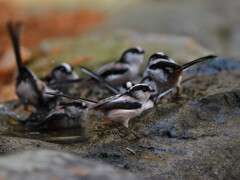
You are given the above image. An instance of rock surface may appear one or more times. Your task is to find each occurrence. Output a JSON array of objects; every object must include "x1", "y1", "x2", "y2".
[
  {"x1": 186, "y1": 56, "x2": 240, "y2": 74},
  {"x1": 0, "y1": 150, "x2": 139, "y2": 180},
  {"x1": 0, "y1": 68, "x2": 239, "y2": 179}
]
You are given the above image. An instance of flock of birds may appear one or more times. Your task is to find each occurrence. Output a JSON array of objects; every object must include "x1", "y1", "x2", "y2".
[{"x1": 7, "y1": 22, "x2": 217, "y2": 138}]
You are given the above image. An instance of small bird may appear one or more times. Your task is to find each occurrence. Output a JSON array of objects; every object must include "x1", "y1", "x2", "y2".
[
  {"x1": 80, "y1": 66, "x2": 177, "y2": 109},
  {"x1": 95, "y1": 47, "x2": 145, "y2": 87},
  {"x1": 46, "y1": 84, "x2": 155, "y2": 137},
  {"x1": 140, "y1": 75, "x2": 158, "y2": 96},
  {"x1": 34, "y1": 101, "x2": 88, "y2": 129},
  {"x1": 118, "y1": 81, "x2": 158, "y2": 110},
  {"x1": 141, "y1": 67, "x2": 170, "y2": 105},
  {"x1": 139, "y1": 53, "x2": 174, "y2": 102},
  {"x1": 46, "y1": 63, "x2": 79, "y2": 93},
  {"x1": 141, "y1": 52, "x2": 175, "y2": 94},
  {"x1": 147, "y1": 52, "x2": 217, "y2": 100},
  {"x1": 7, "y1": 22, "x2": 60, "y2": 111},
  {"x1": 80, "y1": 66, "x2": 156, "y2": 110},
  {"x1": 147, "y1": 52, "x2": 176, "y2": 65}
]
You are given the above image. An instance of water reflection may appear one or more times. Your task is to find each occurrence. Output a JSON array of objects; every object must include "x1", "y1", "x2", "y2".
[{"x1": 0, "y1": 102, "x2": 105, "y2": 144}]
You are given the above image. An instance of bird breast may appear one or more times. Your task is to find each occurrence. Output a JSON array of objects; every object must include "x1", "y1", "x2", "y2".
[{"x1": 16, "y1": 81, "x2": 39, "y2": 107}]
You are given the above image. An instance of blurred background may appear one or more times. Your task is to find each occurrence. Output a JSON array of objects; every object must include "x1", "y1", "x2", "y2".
[{"x1": 0, "y1": 0, "x2": 240, "y2": 102}]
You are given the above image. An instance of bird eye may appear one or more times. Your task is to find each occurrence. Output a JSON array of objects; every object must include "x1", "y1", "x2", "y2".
[{"x1": 142, "y1": 87, "x2": 148, "y2": 92}]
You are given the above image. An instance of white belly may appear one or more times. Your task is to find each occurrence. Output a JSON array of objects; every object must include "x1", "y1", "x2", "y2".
[
  {"x1": 16, "y1": 81, "x2": 38, "y2": 107},
  {"x1": 107, "y1": 108, "x2": 143, "y2": 128}
]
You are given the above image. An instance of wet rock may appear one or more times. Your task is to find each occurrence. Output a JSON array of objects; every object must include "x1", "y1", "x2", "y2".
[
  {"x1": 185, "y1": 57, "x2": 240, "y2": 74},
  {"x1": 82, "y1": 89, "x2": 240, "y2": 179},
  {"x1": 145, "y1": 89, "x2": 240, "y2": 139},
  {"x1": 0, "y1": 136, "x2": 61, "y2": 155},
  {"x1": 0, "y1": 150, "x2": 139, "y2": 180},
  {"x1": 0, "y1": 81, "x2": 239, "y2": 179},
  {"x1": 0, "y1": 56, "x2": 240, "y2": 179}
]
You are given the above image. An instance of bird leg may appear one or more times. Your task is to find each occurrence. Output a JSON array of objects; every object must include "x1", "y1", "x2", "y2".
[
  {"x1": 112, "y1": 121, "x2": 125, "y2": 134},
  {"x1": 112, "y1": 121, "x2": 141, "y2": 140},
  {"x1": 111, "y1": 121, "x2": 134, "y2": 140},
  {"x1": 125, "y1": 127, "x2": 141, "y2": 139},
  {"x1": 175, "y1": 86, "x2": 180, "y2": 100}
]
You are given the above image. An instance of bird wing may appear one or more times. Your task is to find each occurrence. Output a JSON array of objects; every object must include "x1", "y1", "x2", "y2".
[
  {"x1": 97, "y1": 62, "x2": 129, "y2": 78},
  {"x1": 148, "y1": 61, "x2": 181, "y2": 70},
  {"x1": 35, "y1": 108, "x2": 66, "y2": 127},
  {"x1": 92, "y1": 94, "x2": 142, "y2": 111}
]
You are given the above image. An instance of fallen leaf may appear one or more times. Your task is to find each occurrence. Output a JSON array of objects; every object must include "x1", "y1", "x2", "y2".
[
  {"x1": 101, "y1": 118, "x2": 112, "y2": 126},
  {"x1": 126, "y1": 147, "x2": 136, "y2": 155}
]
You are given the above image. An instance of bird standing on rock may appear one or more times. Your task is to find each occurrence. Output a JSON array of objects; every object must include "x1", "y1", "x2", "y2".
[
  {"x1": 147, "y1": 52, "x2": 217, "y2": 102},
  {"x1": 46, "y1": 84, "x2": 155, "y2": 137},
  {"x1": 80, "y1": 66, "x2": 157, "y2": 110}
]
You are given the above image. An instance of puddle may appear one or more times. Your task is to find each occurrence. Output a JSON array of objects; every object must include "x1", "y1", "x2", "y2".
[{"x1": 0, "y1": 102, "x2": 109, "y2": 144}]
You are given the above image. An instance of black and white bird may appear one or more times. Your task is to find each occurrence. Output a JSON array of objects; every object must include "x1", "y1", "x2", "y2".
[
  {"x1": 46, "y1": 84, "x2": 155, "y2": 136},
  {"x1": 46, "y1": 63, "x2": 79, "y2": 93},
  {"x1": 140, "y1": 75, "x2": 157, "y2": 97},
  {"x1": 80, "y1": 66, "x2": 156, "y2": 110},
  {"x1": 141, "y1": 52, "x2": 175, "y2": 94},
  {"x1": 7, "y1": 22, "x2": 60, "y2": 111},
  {"x1": 141, "y1": 53, "x2": 175, "y2": 103},
  {"x1": 96, "y1": 47, "x2": 145, "y2": 87},
  {"x1": 147, "y1": 52, "x2": 217, "y2": 100},
  {"x1": 34, "y1": 101, "x2": 88, "y2": 129}
]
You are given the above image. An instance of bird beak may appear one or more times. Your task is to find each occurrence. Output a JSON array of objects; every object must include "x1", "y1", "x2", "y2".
[
  {"x1": 150, "y1": 89, "x2": 155, "y2": 92},
  {"x1": 141, "y1": 50, "x2": 145, "y2": 54}
]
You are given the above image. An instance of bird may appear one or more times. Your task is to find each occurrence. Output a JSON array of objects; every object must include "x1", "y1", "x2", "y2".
[
  {"x1": 7, "y1": 22, "x2": 61, "y2": 111},
  {"x1": 80, "y1": 66, "x2": 156, "y2": 110},
  {"x1": 33, "y1": 101, "x2": 88, "y2": 129},
  {"x1": 95, "y1": 47, "x2": 145, "y2": 87},
  {"x1": 45, "y1": 63, "x2": 79, "y2": 93},
  {"x1": 46, "y1": 84, "x2": 155, "y2": 137},
  {"x1": 147, "y1": 52, "x2": 217, "y2": 101},
  {"x1": 141, "y1": 52, "x2": 175, "y2": 95},
  {"x1": 141, "y1": 61, "x2": 171, "y2": 104},
  {"x1": 140, "y1": 75, "x2": 158, "y2": 97}
]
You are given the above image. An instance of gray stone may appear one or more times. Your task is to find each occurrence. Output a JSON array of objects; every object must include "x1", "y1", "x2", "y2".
[
  {"x1": 0, "y1": 150, "x2": 139, "y2": 180},
  {"x1": 185, "y1": 56, "x2": 240, "y2": 74}
]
